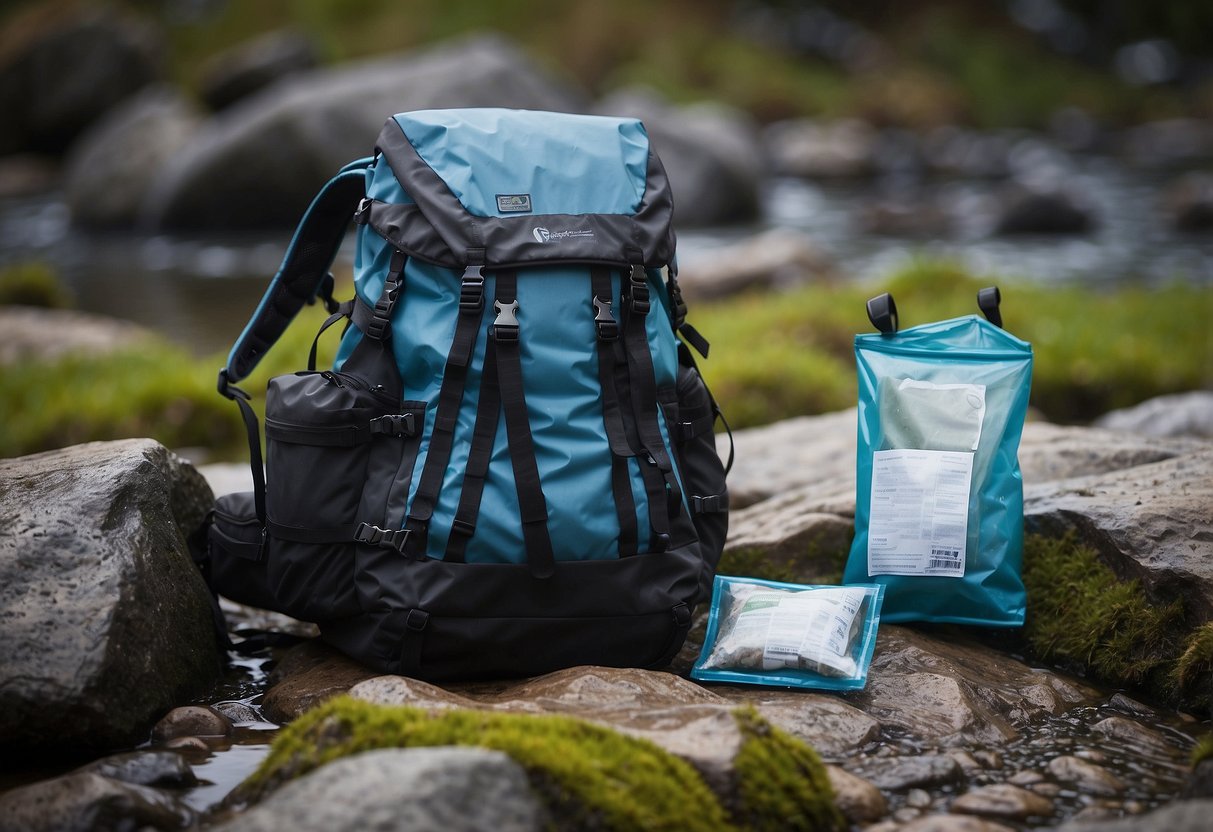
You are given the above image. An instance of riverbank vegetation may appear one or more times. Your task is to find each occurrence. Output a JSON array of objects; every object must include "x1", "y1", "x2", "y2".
[
  {"x1": 12, "y1": 0, "x2": 1200, "y2": 130},
  {"x1": 0, "y1": 258, "x2": 1208, "y2": 458}
]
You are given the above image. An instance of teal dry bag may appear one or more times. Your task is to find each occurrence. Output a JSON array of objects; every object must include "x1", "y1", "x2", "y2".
[{"x1": 843, "y1": 288, "x2": 1033, "y2": 627}]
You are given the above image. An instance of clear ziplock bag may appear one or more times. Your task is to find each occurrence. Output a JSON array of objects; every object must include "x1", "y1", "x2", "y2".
[
  {"x1": 843, "y1": 289, "x2": 1033, "y2": 626},
  {"x1": 691, "y1": 575, "x2": 884, "y2": 690}
]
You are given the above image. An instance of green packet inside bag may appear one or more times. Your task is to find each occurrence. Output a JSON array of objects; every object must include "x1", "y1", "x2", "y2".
[{"x1": 691, "y1": 575, "x2": 884, "y2": 690}]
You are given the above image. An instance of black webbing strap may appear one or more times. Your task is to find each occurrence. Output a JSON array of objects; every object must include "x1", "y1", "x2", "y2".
[
  {"x1": 231, "y1": 389, "x2": 266, "y2": 528},
  {"x1": 444, "y1": 335, "x2": 502, "y2": 562},
  {"x1": 591, "y1": 268, "x2": 639, "y2": 557},
  {"x1": 493, "y1": 271, "x2": 555, "y2": 579},
  {"x1": 622, "y1": 267, "x2": 683, "y2": 542},
  {"x1": 307, "y1": 300, "x2": 356, "y2": 372},
  {"x1": 268, "y1": 520, "x2": 359, "y2": 545},
  {"x1": 403, "y1": 266, "x2": 486, "y2": 557}
]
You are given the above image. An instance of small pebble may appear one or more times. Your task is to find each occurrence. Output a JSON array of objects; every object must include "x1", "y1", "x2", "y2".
[
  {"x1": 892, "y1": 807, "x2": 922, "y2": 822},
  {"x1": 972, "y1": 750, "x2": 1003, "y2": 770},
  {"x1": 1009, "y1": 770, "x2": 1045, "y2": 786},
  {"x1": 1047, "y1": 755, "x2": 1126, "y2": 797},
  {"x1": 1074, "y1": 748, "x2": 1108, "y2": 764},
  {"x1": 164, "y1": 736, "x2": 209, "y2": 753},
  {"x1": 906, "y1": 788, "x2": 933, "y2": 809}
]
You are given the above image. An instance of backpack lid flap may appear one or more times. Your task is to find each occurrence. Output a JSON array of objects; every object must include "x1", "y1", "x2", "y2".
[{"x1": 375, "y1": 109, "x2": 676, "y2": 268}]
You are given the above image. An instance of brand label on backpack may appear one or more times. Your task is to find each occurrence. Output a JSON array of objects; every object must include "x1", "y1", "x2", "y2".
[
  {"x1": 496, "y1": 194, "x2": 533, "y2": 213},
  {"x1": 532, "y1": 226, "x2": 595, "y2": 243}
]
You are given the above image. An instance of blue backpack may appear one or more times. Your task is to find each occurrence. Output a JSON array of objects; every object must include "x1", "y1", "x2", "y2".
[{"x1": 203, "y1": 109, "x2": 731, "y2": 680}]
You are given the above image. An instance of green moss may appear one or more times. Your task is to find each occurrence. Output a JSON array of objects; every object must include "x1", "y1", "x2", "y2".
[
  {"x1": 0, "y1": 261, "x2": 72, "y2": 309},
  {"x1": 1173, "y1": 622, "x2": 1213, "y2": 711},
  {"x1": 718, "y1": 537, "x2": 849, "y2": 586},
  {"x1": 1192, "y1": 735, "x2": 1213, "y2": 767},
  {"x1": 731, "y1": 707, "x2": 846, "y2": 832},
  {"x1": 1020, "y1": 532, "x2": 1213, "y2": 712},
  {"x1": 692, "y1": 259, "x2": 1212, "y2": 429},
  {"x1": 1022, "y1": 532, "x2": 1184, "y2": 685},
  {"x1": 239, "y1": 697, "x2": 736, "y2": 832}
]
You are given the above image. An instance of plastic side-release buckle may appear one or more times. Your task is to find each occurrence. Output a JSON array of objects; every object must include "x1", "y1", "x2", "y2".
[
  {"x1": 369, "y1": 413, "x2": 417, "y2": 438},
  {"x1": 354, "y1": 522, "x2": 410, "y2": 553},
  {"x1": 592, "y1": 295, "x2": 618, "y2": 341},
  {"x1": 492, "y1": 299, "x2": 520, "y2": 342},
  {"x1": 691, "y1": 494, "x2": 726, "y2": 514}
]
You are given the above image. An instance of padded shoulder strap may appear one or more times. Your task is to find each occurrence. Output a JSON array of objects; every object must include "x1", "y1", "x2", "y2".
[{"x1": 220, "y1": 159, "x2": 372, "y2": 389}]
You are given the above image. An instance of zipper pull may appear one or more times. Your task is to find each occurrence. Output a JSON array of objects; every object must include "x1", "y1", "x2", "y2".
[{"x1": 320, "y1": 371, "x2": 344, "y2": 387}]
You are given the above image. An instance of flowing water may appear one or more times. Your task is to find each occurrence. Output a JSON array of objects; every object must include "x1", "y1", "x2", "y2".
[{"x1": 2, "y1": 154, "x2": 1210, "y2": 358}]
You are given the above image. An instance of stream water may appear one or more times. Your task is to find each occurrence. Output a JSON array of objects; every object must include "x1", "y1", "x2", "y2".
[{"x1": 2, "y1": 153, "x2": 1210, "y2": 358}]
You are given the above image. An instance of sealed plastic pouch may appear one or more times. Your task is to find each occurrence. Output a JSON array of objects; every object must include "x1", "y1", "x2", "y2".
[
  {"x1": 843, "y1": 289, "x2": 1033, "y2": 626},
  {"x1": 691, "y1": 575, "x2": 884, "y2": 690}
]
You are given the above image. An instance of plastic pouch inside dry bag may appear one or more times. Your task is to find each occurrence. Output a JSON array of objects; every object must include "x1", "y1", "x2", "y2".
[
  {"x1": 842, "y1": 289, "x2": 1033, "y2": 627},
  {"x1": 691, "y1": 575, "x2": 884, "y2": 690}
]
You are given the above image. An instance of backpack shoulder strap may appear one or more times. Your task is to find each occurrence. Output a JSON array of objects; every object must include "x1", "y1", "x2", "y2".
[{"x1": 218, "y1": 157, "x2": 373, "y2": 394}]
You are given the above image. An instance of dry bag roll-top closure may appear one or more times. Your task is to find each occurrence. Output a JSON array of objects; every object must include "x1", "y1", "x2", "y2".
[{"x1": 206, "y1": 109, "x2": 731, "y2": 681}]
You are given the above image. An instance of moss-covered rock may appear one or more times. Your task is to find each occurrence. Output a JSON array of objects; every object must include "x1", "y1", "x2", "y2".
[
  {"x1": 1022, "y1": 532, "x2": 1213, "y2": 712},
  {"x1": 231, "y1": 696, "x2": 844, "y2": 832}
]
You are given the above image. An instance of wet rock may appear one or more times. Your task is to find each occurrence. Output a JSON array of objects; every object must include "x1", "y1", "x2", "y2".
[
  {"x1": 143, "y1": 35, "x2": 585, "y2": 231},
  {"x1": 1090, "y1": 715, "x2": 1175, "y2": 755},
  {"x1": 1008, "y1": 769, "x2": 1046, "y2": 786},
  {"x1": 1025, "y1": 447, "x2": 1213, "y2": 620},
  {"x1": 994, "y1": 183, "x2": 1096, "y2": 235},
  {"x1": 907, "y1": 788, "x2": 934, "y2": 808},
  {"x1": 213, "y1": 701, "x2": 265, "y2": 726},
  {"x1": 676, "y1": 228, "x2": 832, "y2": 299},
  {"x1": 848, "y1": 627, "x2": 1099, "y2": 745},
  {"x1": 898, "y1": 816, "x2": 1018, "y2": 832},
  {"x1": 1181, "y1": 759, "x2": 1213, "y2": 799},
  {"x1": 212, "y1": 747, "x2": 546, "y2": 832},
  {"x1": 921, "y1": 126, "x2": 1014, "y2": 178},
  {"x1": 0, "y1": 439, "x2": 221, "y2": 756},
  {"x1": 1047, "y1": 754, "x2": 1126, "y2": 796},
  {"x1": 0, "y1": 154, "x2": 60, "y2": 198},
  {"x1": 596, "y1": 88, "x2": 763, "y2": 226},
  {"x1": 863, "y1": 754, "x2": 964, "y2": 791},
  {"x1": 707, "y1": 688, "x2": 880, "y2": 756},
  {"x1": 950, "y1": 783, "x2": 1054, "y2": 821},
  {"x1": 1164, "y1": 172, "x2": 1213, "y2": 232},
  {"x1": 860, "y1": 195, "x2": 954, "y2": 238},
  {"x1": 152, "y1": 705, "x2": 233, "y2": 741},
  {"x1": 64, "y1": 85, "x2": 201, "y2": 227},
  {"x1": 764, "y1": 118, "x2": 879, "y2": 178},
  {"x1": 0, "y1": 8, "x2": 162, "y2": 155},
  {"x1": 1056, "y1": 797, "x2": 1213, "y2": 831},
  {"x1": 1094, "y1": 391, "x2": 1213, "y2": 440},
  {"x1": 261, "y1": 640, "x2": 379, "y2": 723},
  {"x1": 72, "y1": 749, "x2": 197, "y2": 788},
  {"x1": 0, "y1": 307, "x2": 157, "y2": 367},
  {"x1": 1122, "y1": 119, "x2": 1213, "y2": 169},
  {"x1": 199, "y1": 30, "x2": 320, "y2": 111},
  {"x1": 164, "y1": 736, "x2": 210, "y2": 754},
  {"x1": 0, "y1": 772, "x2": 194, "y2": 832},
  {"x1": 825, "y1": 765, "x2": 887, "y2": 824},
  {"x1": 722, "y1": 506, "x2": 853, "y2": 583}
]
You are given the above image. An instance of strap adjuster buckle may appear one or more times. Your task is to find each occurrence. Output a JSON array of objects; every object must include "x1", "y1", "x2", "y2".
[
  {"x1": 354, "y1": 197, "x2": 373, "y2": 225},
  {"x1": 459, "y1": 267, "x2": 485, "y2": 314},
  {"x1": 628, "y1": 266, "x2": 650, "y2": 315},
  {"x1": 354, "y1": 522, "x2": 410, "y2": 553}
]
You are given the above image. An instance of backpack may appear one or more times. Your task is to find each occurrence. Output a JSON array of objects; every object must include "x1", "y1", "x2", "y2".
[{"x1": 202, "y1": 108, "x2": 732, "y2": 681}]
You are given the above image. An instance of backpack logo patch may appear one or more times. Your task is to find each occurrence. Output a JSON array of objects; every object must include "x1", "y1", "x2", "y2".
[
  {"x1": 532, "y1": 226, "x2": 595, "y2": 243},
  {"x1": 496, "y1": 194, "x2": 533, "y2": 213}
]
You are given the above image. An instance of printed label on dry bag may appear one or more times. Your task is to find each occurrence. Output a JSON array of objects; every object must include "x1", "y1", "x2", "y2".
[{"x1": 867, "y1": 449, "x2": 973, "y2": 577}]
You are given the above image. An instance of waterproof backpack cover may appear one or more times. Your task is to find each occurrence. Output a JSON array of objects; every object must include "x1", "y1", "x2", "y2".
[
  {"x1": 203, "y1": 108, "x2": 731, "y2": 681},
  {"x1": 842, "y1": 289, "x2": 1032, "y2": 626}
]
